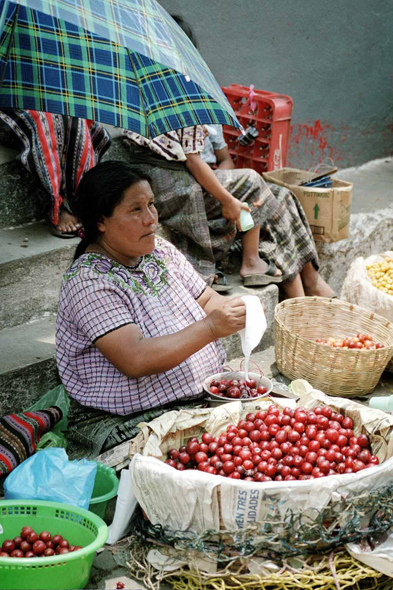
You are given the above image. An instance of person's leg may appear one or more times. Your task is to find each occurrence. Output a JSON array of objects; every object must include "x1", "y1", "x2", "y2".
[
  {"x1": 300, "y1": 262, "x2": 335, "y2": 297},
  {"x1": 240, "y1": 225, "x2": 282, "y2": 278},
  {"x1": 282, "y1": 275, "x2": 305, "y2": 298}
]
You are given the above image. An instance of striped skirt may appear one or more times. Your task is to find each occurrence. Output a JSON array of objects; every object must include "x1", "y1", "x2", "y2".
[{"x1": 131, "y1": 162, "x2": 319, "y2": 285}]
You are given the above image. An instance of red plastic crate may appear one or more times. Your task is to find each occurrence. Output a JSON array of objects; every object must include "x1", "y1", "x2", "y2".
[{"x1": 221, "y1": 84, "x2": 293, "y2": 174}]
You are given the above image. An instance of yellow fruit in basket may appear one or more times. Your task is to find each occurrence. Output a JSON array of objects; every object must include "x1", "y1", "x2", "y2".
[{"x1": 367, "y1": 260, "x2": 393, "y2": 294}]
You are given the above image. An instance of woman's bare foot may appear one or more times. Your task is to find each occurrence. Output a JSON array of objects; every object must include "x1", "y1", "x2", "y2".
[
  {"x1": 55, "y1": 211, "x2": 82, "y2": 234},
  {"x1": 240, "y1": 257, "x2": 282, "y2": 278}
]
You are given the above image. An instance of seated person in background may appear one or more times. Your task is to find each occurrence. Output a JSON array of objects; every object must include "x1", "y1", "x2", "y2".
[
  {"x1": 56, "y1": 161, "x2": 246, "y2": 419},
  {"x1": 0, "y1": 109, "x2": 111, "y2": 237},
  {"x1": 201, "y1": 124, "x2": 235, "y2": 170}
]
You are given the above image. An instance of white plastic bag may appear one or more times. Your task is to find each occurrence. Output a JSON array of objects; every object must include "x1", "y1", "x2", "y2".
[
  {"x1": 239, "y1": 295, "x2": 266, "y2": 378},
  {"x1": 107, "y1": 464, "x2": 137, "y2": 544},
  {"x1": 347, "y1": 534, "x2": 393, "y2": 577},
  {"x1": 341, "y1": 251, "x2": 393, "y2": 321}
]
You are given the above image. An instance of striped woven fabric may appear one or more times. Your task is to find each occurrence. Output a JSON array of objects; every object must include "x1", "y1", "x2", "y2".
[
  {"x1": 0, "y1": 407, "x2": 63, "y2": 475},
  {"x1": 0, "y1": 109, "x2": 111, "y2": 225},
  {"x1": 0, "y1": 1, "x2": 240, "y2": 137}
]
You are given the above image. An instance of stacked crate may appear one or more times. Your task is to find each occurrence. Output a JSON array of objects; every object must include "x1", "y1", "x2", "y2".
[{"x1": 222, "y1": 84, "x2": 293, "y2": 174}]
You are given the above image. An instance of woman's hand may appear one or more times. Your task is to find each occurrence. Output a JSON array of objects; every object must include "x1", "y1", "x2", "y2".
[
  {"x1": 204, "y1": 297, "x2": 246, "y2": 339},
  {"x1": 221, "y1": 197, "x2": 251, "y2": 230}
]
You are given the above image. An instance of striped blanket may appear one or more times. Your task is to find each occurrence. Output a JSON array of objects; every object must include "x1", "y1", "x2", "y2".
[{"x1": 0, "y1": 407, "x2": 62, "y2": 475}]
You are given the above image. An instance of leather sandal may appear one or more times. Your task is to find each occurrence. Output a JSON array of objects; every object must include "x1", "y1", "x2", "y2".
[
  {"x1": 212, "y1": 271, "x2": 233, "y2": 293},
  {"x1": 243, "y1": 261, "x2": 283, "y2": 287}
]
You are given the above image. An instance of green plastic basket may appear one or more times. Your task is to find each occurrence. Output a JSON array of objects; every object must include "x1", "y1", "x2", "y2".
[
  {"x1": 88, "y1": 462, "x2": 119, "y2": 520},
  {"x1": 0, "y1": 500, "x2": 108, "y2": 590}
]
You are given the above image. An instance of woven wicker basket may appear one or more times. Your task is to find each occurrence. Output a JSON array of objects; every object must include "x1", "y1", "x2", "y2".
[{"x1": 274, "y1": 297, "x2": 393, "y2": 397}]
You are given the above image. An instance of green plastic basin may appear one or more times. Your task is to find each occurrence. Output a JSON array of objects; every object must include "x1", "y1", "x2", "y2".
[{"x1": 88, "y1": 462, "x2": 119, "y2": 519}]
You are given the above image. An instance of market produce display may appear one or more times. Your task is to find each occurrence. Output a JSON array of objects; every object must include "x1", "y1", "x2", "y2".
[
  {"x1": 0, "y1": 527, "x2": 83, "y2": 558},
  {"x1": 165, "y1": 405, "x2": 378, "y2": 481},
  {"x1": 315, "y1": 333, "x2": 384, "y2": 350},
  {"x1": 209, "y1": 377, "x2": 268, "y2": 399},
  {"x1": 367, "y1": 259, "x2": 393, "y2": 295}
]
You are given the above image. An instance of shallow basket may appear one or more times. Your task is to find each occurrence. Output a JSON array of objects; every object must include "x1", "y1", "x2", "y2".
[
  {"x1": 0, "y1": 500, "x2": 108, "y2": 590},
  {"x1": 274, "y1": 297, "x2": 393, "y2": 397}
]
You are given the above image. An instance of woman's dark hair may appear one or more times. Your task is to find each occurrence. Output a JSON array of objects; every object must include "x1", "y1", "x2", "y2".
[
  {"x1": 170, "y1": 14, "x2": 199, "y2": 49},
  {"x1": 73, "y1": 161, "x2": 152, "y2": 260}
]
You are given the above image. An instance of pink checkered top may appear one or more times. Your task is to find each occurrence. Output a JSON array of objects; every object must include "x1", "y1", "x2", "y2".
[{"x1": 56, "y1": 237, "x2": 225, "y2": 415}]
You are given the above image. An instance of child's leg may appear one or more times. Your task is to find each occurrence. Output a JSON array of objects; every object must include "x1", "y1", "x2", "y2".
[
  {"x1": 300, "y1": 262, "x2": 335, "y2": 297},
  {"x1": 240, "y1": 225, "x2": 282, "y2": 278}
]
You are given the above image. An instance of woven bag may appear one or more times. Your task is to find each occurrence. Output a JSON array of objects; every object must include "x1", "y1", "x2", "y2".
[{"x1": 274, "y1": 297, "x2": 393, "y2": 397}]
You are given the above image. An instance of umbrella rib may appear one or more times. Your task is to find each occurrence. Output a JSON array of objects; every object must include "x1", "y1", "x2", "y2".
[
  {"x1": 0, "y1": 3, "x2": 19, "y2": 92},
  {"x1": 127, "y1": 47, "x2": 150, "y2": 139}
]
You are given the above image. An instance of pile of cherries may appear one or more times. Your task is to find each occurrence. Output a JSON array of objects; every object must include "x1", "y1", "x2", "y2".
[
  {"x1": 316, "y1": 333, "x2": 384, "y2": 350},
  {"x1": 209, "y1": 377, "x2": 268, "y2": 399},
  {"x1": 165, "y1": 405, "x2": 379, "y2": 482},
  {"x1": 0, "y1": 527, "x2": 83, "y2": 558}
]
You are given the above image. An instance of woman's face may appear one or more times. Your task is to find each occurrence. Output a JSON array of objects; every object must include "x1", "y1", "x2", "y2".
[{"x1": 97, "y1": 180, "x2": 158, "y2": 265}]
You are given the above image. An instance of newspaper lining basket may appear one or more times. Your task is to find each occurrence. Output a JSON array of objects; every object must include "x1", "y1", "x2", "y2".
[{"x1": 274, "y1": 297, "x2": 393, "y2": 397}]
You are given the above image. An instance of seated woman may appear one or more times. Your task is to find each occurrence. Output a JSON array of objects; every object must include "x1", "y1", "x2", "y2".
[
  {"x1": 0, "y1": 109, "x2": 111, "y2": 237},
  {"x1": 123, "y1": 125, "x2": 334, "y2": 299},
  {"x1": 55, "y1": 161, "x2": 246, "y2": 452}
]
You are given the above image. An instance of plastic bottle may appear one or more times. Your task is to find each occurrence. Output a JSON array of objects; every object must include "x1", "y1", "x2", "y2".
[{"x1": 240, "y1": 209, "x2": 255, "y2": 232}]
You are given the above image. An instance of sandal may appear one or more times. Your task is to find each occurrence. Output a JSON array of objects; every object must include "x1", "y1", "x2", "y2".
[
  {"x1": 243, "y1": 261, "x2": 283, "y2": 287},
  {"x1": 50, "y1": 226, "x2": 79, "y2": 239},
  {"x1": 212, "y1": 271, "x2": 233, "y2": 293},
  {"x1": 48, "y1": 209, "x2": 80, "y2": 239}
]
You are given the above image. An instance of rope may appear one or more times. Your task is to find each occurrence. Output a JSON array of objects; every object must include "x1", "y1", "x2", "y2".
[
  {"x1": 133, "y1": 480, "x2": 393, "y2": 562},
  {"x1": 123, "y1": 536, "x2": 390, "y2": 590}
]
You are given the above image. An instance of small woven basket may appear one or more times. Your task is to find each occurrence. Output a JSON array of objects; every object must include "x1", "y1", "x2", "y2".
[{"x1": 274, "y1": 297, "x2": 393, "y2": 397}]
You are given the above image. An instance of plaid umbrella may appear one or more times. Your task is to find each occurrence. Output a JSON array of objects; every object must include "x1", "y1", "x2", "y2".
[{"x1": 0, "y1": 0, "x2": 240, "y2": 138}]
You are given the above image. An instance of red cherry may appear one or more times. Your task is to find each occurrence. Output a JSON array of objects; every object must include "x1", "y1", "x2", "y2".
[
  {"x1": 357, "y1": 434, "x2": 370, "y2": 448},
  {"x1": 179, "y1": 452, "x2": 190, "y2": 464},
  {"x1": 20, "y1": 541, "x2": 31, "y2": 553},
  {"x1": 12, "y1": 537, "x2": 22, "y2": 548},
  {"x1": 336, "y1": 435, "x2": 348, "y2": 448},
  {"x1": 2, "y1": 540, "x2": 15, "y2": 553},
  {"x1": 32, "y1": 540, "x2": 46, "y2": 555}
]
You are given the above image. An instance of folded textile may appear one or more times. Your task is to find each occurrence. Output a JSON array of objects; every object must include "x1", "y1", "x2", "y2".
[{"x1": 0, "y1": 407, "x2": 63, "y2": 475}]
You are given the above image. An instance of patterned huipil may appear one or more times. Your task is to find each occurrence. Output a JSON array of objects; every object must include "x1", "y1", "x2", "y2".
[{"x1": 56, "y1": 237, "x2": 225, "y2": 415}]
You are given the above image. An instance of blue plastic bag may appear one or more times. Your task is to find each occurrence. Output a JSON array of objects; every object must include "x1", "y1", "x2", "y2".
[{"x1": 4, "y1": 448, "x2": 97, "y2": 510}]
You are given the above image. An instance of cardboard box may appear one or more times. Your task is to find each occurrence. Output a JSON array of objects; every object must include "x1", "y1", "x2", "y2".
[{"x1": 262, "y1": 167, "x2": 353, "y2": 243}]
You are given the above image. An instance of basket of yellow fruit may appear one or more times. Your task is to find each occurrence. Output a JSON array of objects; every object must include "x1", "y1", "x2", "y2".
[
  {"x1": 274, "y1": 297, "x2": 393, "y2": 397},
  {"x1": 367, "y1": 257, "x2": 393, "y2": 296},
  {"x1": 367, "y1": 257, "x2": 393, "y2": 372}
]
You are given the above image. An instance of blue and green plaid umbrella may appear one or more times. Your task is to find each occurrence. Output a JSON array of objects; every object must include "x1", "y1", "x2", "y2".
[{"x1": 0, "y1": 0, "x2": 240, "y2": 138}]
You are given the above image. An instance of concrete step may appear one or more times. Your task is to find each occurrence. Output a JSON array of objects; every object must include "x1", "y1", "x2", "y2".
[
  {"x1": 0, "y1": 315, "x2": 59, "y2": 415},
  {"x1": 0, "y1": 221, "x2": 79, "y2": 329},
  {"x1": 0, "y1": 279, "x2": 278, "y2": 412},
  {"x1": 0, "y1": 159, "x2": 46, "y2": 229}
]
